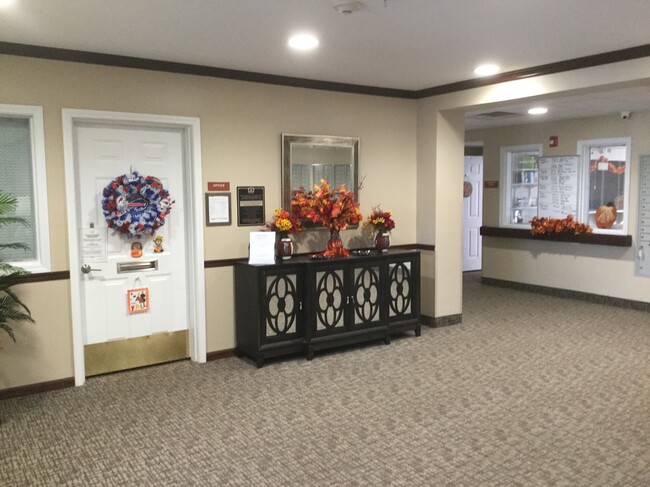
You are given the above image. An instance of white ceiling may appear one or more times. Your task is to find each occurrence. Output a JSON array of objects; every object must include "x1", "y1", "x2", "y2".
[{"x1": 1, "y1": 0, "x2": 649, "y2": 126}]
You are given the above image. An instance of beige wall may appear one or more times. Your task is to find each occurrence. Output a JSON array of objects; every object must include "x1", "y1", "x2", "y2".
[
  {"x1": 2, "y1": 51, "x2": 650, "y2": 390},
  {"x1": 466, "y1": 111, "x2": 650, "y2": 301},
  {"x1": 0, "y1": 54, "x2": 417, "y2": 389}
]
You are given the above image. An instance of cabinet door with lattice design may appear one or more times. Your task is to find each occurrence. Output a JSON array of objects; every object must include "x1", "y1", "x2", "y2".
[
  {"x1": 350, "y1": 262, "x2": 386, "y2": 330},
  {"x1": 388, "y1": 252, "x2": 420, "y2": 335},
  {"x1": 262, "y1": 270, "x2": 303, "y2": 343},
  {"x1": 312, "y1": 265, "x2": 347, "y2": 336}
]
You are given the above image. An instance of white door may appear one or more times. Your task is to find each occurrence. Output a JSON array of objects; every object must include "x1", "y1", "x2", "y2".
[
  {"x1": 463, "y1": 156, "x2": 483, "y2": 271},
  {"x1": 75, "y1": 124, "x2": 189, "y2": 347}
]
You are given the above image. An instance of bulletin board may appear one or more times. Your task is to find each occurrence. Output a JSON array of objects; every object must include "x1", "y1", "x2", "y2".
[{"x1": 537, "y1": 156, "x2": 580, "y2": 219}]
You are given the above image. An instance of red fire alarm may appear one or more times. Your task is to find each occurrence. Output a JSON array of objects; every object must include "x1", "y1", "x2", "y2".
[{"x1": 549, "y1": 135, "x2": 558, "y2": 147}]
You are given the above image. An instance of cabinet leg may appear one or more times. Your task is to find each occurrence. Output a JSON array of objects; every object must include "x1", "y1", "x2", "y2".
[
  {"x1": 415, "y1": 325, "x2": 422, "y2": 337},
  {"x1": 234, "y1": 348, "x2": 242, "y2": 358},
  {"x1": 255, "y1": 357, "x2": 265, "y2": 368},
  {"x1": 384, "y1": 333, "x2": 391, "y2": 345},
  {"x1": 306, "y1": 347, "x2": 314, "y2": 361}
]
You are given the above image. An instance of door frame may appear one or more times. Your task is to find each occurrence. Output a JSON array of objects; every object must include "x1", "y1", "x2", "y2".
[{"x1": 62, "y1": 109, "x2": 206, "y2": 386}]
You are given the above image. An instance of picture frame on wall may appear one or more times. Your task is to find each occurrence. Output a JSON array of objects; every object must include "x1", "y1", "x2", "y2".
[
  {"x1": 237, "y1": 186, "x2": 265, "y2": 226},
  {"x1": 205, "y1": 192, "x2": 232, "y2": 226}
]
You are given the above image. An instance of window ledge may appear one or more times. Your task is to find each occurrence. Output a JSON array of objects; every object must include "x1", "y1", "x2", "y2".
[{"x1": 480, "y1": 226, "x2": 632, "y2": 247}]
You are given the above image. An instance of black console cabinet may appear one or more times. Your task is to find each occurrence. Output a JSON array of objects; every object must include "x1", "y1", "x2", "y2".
[{"x1": 234, "y1": 250, "x2": 420, "y2": 367}]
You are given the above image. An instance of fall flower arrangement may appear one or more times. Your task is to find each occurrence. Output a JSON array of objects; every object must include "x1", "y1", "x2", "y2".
[
  {"x1": 292, "y1": 179, "x2": 362, "y2": 257},
  {"x1": 265, "y1": 208, "x2": 303, "y2": 237},
  {"x1": 530, "y1": 215, "x2": 592, "y2": 236},
  {"x1": 363, "y1": 207, "x2": 395, "y2": 234}
]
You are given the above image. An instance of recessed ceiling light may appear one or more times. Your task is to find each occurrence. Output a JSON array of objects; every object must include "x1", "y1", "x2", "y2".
[
  {"x1": 474, "y1": 64, "x2": 500, "y2": 77},
  {"x1": 288, "y1": 33, "x2": 319, "y2": 51},
  {"x1": 0, "y1": 0, "x2": 16, "y2": 8},
  {"x1": 528, "y1": 107, "x2": 548, "y2": 115}
]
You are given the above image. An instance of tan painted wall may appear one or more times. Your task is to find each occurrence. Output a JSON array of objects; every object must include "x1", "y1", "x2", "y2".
[
  {"x1": 0, "y1": 54, "x2": 417, "y2": 389},
  {"x1": 466, "y1": 111, "x2": 650, "y2": 301},
  {"x1": 415, "y1": 58, "x2": 650, "y2": 322},
  {"x1": 2, "y1": 52, "x2": 650, "y2": 390}
]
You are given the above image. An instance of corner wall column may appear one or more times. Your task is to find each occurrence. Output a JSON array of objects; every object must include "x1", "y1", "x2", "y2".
[{"x1": 417, "y1": 104, "x2": 465, "y2": 321}]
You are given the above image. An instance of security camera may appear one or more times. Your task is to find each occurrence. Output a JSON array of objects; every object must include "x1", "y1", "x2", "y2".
[{"x1": 621, "y1": 111, "x2": 632, "y2": 120}]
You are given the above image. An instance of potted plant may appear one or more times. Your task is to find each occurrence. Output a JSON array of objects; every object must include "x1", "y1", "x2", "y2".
[
  {"x1": 363, "y1": 206, "x2": 396, "y2": 252},
  {"x1": 0, "y1": 191, "x2": 34, "y2": 351},
  {"x1": 265, "y1": 208, "x2": 303, "y2": 260}
]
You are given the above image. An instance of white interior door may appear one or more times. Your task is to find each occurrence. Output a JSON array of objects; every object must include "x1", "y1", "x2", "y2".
[
  {"x1": 463, "y1": 156, "x2": 483, "y2": 272},
  {"x1": 75, "y1": 124, "x2": 188, "y2": 345}
]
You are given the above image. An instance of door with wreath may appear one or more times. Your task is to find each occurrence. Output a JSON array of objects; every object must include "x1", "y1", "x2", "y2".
[{"x1": 74, "y1": 123, "x2": 189, "y2": 376}]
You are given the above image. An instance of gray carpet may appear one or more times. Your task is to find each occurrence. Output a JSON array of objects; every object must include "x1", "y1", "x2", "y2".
[{"x1": 1, "y1": 273, "x2": 649, "y2": 486}]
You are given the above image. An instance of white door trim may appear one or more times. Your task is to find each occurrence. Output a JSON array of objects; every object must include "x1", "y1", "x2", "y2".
[{"x1": 62, "y1": 109, "x2": 206, "y2": 386}]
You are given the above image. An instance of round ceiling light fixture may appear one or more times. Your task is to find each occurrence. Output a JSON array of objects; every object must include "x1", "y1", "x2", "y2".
[
  {"x1": 288, "y1": 33, "x2": 319, "y2": 51},
  {"x1": 333, "y1": 1, "x2": 363, "y2": 15},
  {"x1": 528, "y1": 107, "x2": 548, "y2": 115},
  {"x1": 473, "y1": 64, "x2": 500, "y2": 77}
]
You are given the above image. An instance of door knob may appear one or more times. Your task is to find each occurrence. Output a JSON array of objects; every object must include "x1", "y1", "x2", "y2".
[{"x1": 81, "y1": 264, "x2": 100, "y2": 274}]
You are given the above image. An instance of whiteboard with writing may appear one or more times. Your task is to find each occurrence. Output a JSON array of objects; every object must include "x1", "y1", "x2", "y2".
[{"x1": 537, "y1": 156, "x2": 580, "y2": 219}]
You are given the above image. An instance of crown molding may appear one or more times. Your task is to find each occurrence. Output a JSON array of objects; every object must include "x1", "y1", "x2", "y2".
[{"x1": 1, "y1": 41, "x2": 649, "y2": 100}]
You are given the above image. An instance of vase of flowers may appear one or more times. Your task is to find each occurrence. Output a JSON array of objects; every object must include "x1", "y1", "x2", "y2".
[
  {"x1": 292, "y1": 179, "x2": 362, "y2": 257},
  {"x1": 265, "y1": 208, "x2": 303, "y2": 260},
  {"x1": 363, "y1": 207, "x2": 395, "y2": 252}
]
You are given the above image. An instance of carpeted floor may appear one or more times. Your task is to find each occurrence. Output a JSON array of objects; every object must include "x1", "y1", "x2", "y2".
[{"x1": 1, "y1": 272, "x2": 649, "y2": 486}]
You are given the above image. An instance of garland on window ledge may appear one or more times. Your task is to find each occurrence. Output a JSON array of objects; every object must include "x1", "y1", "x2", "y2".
[
  {"x1": 530, "y1": 215, "x2": 592, "y2": 236},
  {"x1": 101, "y1": 171, "x2": 174, "y2": 237}
]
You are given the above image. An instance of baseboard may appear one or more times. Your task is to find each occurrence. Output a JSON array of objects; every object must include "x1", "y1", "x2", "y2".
[
  {"x1": 421, "y1": 314, "x2": 462, "y2": 327},
  {"x1": 481, "y1": 277, "x2": 650, "y2": 312},
  {"x1": 206, "y1": 349, "x2": 236, "y2": 361},
  {"x1": 0, "y1": 377, "x2": 75, "y2": 401}
]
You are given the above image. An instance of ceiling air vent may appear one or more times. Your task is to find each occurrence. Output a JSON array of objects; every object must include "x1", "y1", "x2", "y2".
[{"x1": 471, "y1": 111, "x2": 522, "y2": 120}]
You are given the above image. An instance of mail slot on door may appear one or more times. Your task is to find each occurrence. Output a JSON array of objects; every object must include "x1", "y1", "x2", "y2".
[{"x1": 117, "y1": 260, "x2": 158, "y2": 273}]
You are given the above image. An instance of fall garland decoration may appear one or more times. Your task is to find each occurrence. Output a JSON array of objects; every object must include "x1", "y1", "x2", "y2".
[
  {"x1": 589, "y1": 155, "x2": 625, "y2": 175},
  {"x1": 530, "y1": 215, "x2": 592, "y2": 236},
  {"x1": 102, "y1": 171, "x2": 174, "y2": 237}
]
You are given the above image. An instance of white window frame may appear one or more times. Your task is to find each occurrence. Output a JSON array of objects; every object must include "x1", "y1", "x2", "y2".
[
  {"x1": 0, "y1": 104, "x2": 51, "y2": 272},
  {"x1": 577, "y1": 137, "x2": 631, "y2": 235},
  {"x1": 499, "y1": 143, "x2": 543, "y2": 228}
]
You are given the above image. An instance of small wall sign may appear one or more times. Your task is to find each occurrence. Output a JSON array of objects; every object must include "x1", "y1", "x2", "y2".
[
  {"x1": 484, "y1": 180, "x2": 499, "y2": 189},
  {"x1": 127, "y1": 287, "x2": 150, "y2": 314},
  {"x1": 237, "y1": 186, "x2": 265, "y2": 226},
  {"x1": 208, "y1": 181, "x2": 230, "y2": 191}
]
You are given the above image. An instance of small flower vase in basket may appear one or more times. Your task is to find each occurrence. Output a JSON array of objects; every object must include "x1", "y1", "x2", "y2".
[
  {"x1": 265, "y1": 208, "x2": 302, "y2": 261},
  {"x1": 363, "y1": 207, "x2": 395, "y2": 253}
]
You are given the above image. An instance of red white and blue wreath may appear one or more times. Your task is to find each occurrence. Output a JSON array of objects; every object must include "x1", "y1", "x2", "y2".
[{"x1": 102, "y1": 171, "x2": 174, "y2": 237}]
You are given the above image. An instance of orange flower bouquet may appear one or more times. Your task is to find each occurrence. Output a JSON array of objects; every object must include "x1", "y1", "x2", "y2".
[
  {"x1": 265, "y1": 208, "x2": 303, "y2": 237},
  {"x1": 292, "y1": 179, "x2": 362, "y2": 257},
  {"x1": 530, "y1": 215, "x2": 592, "y2": 236}
]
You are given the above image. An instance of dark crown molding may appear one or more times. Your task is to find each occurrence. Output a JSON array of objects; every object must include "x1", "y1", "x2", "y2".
[{"x1": 1, "y1": 41, "x2": 649, "y2": 99}]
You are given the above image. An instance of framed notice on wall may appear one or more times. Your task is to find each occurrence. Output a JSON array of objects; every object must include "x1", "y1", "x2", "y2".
[
  {"x1": 237, "y1": 186, "x2": 265, "y2": 226},
  {"x1": 205, "y1": 192, "x2": 231, "y2": 226}
]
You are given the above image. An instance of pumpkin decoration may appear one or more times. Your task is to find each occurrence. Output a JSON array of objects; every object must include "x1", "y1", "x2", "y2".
[{"x1": 595, "y1": 203, "x2": 617, "y2": 229}]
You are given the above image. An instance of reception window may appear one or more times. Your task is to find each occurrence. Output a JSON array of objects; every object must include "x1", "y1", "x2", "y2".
[
  {"x1": 499, "y1": 144, "x2": 543, "y2": 227},
  {"x1": 578, "y1": 137, "x2": 631, "y2": 234}
]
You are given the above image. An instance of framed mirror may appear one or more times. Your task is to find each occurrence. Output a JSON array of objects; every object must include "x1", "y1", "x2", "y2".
[{"x1": 281, "y1": 134, "x2": 359, "y2": 211}]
